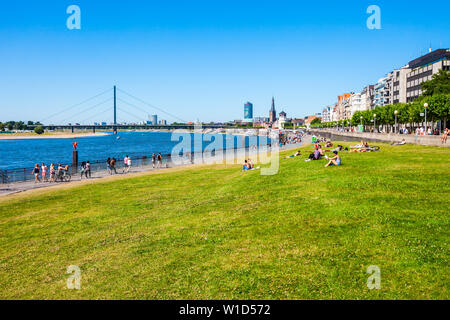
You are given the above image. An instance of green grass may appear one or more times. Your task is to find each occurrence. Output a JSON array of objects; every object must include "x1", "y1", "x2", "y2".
[{"x1": 0, "y1": 142, "x2": 449, "y2": 299}]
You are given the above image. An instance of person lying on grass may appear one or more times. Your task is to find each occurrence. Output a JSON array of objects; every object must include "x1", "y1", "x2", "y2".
[
  {"x1": 325, "y1": 151, "x2": 341, "y2": 167},
  {"x1": 391, "y1": 139, "x2": 406, "y2": 145},
  {"x1": 284, "y1": 150, "x2": 301, "y2": 159},
  {"x1": 351, "y1": 140, "x2": 369, "y2": 149}
]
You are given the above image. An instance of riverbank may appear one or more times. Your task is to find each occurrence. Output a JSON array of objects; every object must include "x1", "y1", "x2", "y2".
[
  {"x1": 1, "y1": 142, "x2": 448, "y2": 299},
  {"x1": 0, "y1": 141, "x2": 305, "y2": 197},
  {"x1": 0, "y1": 131, "x2": 110, "y2": 140}
]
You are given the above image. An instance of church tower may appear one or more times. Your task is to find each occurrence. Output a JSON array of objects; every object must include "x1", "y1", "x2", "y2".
[{"x1": 269, "y1": 97, "x2": 276, "y2": 123}]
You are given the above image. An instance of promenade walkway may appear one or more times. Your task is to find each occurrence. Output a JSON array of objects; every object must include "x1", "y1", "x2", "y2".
[
  {"x1": 0, "y1": 141, "x2": 305, "y2": 197},
  {"x1": 310, "y1": 129, "x2": 449, "y2": 148}
]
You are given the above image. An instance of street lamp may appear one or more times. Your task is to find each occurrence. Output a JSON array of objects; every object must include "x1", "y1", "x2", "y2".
[
  {"x1": 424, "y1": 103, "x2": 428, "y2": 134},
  {"x1": 373, "y1": 114, "x2": 377, "y2": 133},
  {"x1": 360, "y1": 116, "x2": 363, "y2": 125},
  {"x1": 394, "y1": 110, "x2": 398, "y2": 134}
]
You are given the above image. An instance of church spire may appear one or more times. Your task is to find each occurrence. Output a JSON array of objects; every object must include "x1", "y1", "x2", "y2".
[
  {"x1": 269, "y1": 96, "x2": 276, "y2": 123},
  {"x1": 270, "y1": 97, "x2": 275, "y2": 112}
]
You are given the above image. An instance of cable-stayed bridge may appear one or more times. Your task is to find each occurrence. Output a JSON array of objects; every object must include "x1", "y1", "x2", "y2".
[{"x1": 33, "y1": 86, "x2": 228, "y2": 133}]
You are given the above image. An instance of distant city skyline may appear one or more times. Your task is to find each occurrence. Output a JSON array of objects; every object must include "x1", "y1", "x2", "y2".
[{"x1": 1, "y1": 1, "x2": 449, "y2": 123}]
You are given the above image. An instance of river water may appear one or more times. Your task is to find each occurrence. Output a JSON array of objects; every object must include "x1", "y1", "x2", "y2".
[{"x1": 0, "y1": 131, "x2": 266, "y2": 170}]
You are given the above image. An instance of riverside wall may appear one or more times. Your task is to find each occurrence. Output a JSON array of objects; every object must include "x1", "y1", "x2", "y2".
[{"x1": 310, "y1": 129, "x2": 448, "y2": 148}]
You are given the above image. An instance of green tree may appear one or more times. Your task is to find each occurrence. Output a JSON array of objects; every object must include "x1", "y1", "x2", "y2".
[
  {"x1": 422, "y1": 69, "x2": 450, "y2": 96},
  {"x1": 34, "y1": 126, "x2": 44, "y2": 135},
  {"x1": 311, "y1": 118, "x2": 321, "y2": 125}
]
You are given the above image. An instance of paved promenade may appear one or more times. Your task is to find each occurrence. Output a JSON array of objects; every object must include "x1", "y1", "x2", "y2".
[{"x1": 0, "y1": 141, "x2": 305, "y2": 197}]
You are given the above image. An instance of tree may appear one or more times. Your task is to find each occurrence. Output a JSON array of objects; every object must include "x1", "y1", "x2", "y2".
[
  {"x1": 311, "y1": 118, "x2": 321, "y2": 125},
  {"x1": 34, "y1": 126, "x2": 44, "y2": 135},
  {"x1": 0, "y1": 122, "x2": 4, "y2": 131},
  {"x1": 422, "y1": 69, "x2": 450, "y2": 96}
]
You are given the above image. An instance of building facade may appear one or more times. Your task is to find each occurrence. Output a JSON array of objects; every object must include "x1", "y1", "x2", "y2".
[
  {"x1": 374, "y1": 77, "x2": 388, "y2": 107},
  {"x1": 406, "y1": 49, "x2": 450, "y2": 102},
  {"x1": 386, "y1": 66, "x2": 410, "y2": 105},
  {"x1": 244, "y1": 102, "x2": 253, "y2": 121},
  {"x1": 150, "y1": 114, "x2": 158, "y2": 125}
]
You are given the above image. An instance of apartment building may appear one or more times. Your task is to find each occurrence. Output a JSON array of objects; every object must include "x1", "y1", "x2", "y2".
[
  {"x1": 406, "y1": 49, "x2": 450, "y2": 102},
  {"x1": 374, "y1": 77, "x2": 388, "y2": 107},
  {"x1": 386, "y1": 66, "x2": 410, "y2": 104}
]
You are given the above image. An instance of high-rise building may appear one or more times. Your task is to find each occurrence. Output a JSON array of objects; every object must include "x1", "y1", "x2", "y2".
[
  {"x1": 150, "y1": 114, "x2": 158, "y2": 125},
  {"x1": 269, "y1": 97, "x2": 277, "y2": 123},
  {"x1": 244, "y1": 102, "x2": 253, "y2": 121}
]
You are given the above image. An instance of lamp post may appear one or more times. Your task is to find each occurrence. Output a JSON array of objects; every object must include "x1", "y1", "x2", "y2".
[
  {"x1": 394, "y1": 110, "x2": 398, "y2": 134},
  {"x1": 424, "y1": 103, "x2": 428, "y2": 134},
  {"x1": 373, "y1": 114, "x2": 377, "y2": 133}
]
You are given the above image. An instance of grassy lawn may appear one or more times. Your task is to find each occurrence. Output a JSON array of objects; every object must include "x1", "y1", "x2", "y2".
[{"x1": 0, "y1": 142, "x2": 449, "y2": 299}]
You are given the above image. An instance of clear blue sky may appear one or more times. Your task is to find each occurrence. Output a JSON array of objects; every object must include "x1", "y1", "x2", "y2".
[{"x1": 1, "y1": 0, "x2": 449, "y2": 124}]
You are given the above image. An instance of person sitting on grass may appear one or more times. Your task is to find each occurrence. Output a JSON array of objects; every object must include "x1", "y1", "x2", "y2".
[
  {"x1": 242, "y1": 160, "x2": 250, "y2": 171},
  {"x1": 284, "y1": 150, "x2": 301, "y2": 159},
  {"x1": 325, "y1": 151, "x2": 341, "y2": 167},
  {"x1": 306, "y1": 145, "x2": 321, "y2": 161}
]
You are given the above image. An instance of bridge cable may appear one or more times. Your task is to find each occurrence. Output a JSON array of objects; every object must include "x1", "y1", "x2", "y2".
[
  {"x1": 116, "y1": 106, "x2": 147, "y2": 123},
  {"x1": 116, "y1": 88, "x2": 187, "y2": 123},
  {"x1": 39, "y1": 87, "x2": 113, "y2": 124},
  {"x1": 79, "y1": 105, "x2": 114, "y2": 124},
  {"x1": 58, "y1": 97, "x2": 113, "y2": 125}
]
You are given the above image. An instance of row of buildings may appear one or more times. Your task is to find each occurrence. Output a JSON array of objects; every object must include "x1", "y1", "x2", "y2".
[
  {"x1": 239, "y1": 97, "x2": 307, "y2": 129},
  {"x1": 320, "y1": 49, "x2": 450, "y2": 123}
]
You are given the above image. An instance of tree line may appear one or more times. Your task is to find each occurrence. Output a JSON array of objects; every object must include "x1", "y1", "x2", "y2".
[
  {"x1": 0, "y1": 121, "x2": 43, "y2": 133},
  {"x1": 312, "y1": 69, "x2": 450, "y2": 131}
]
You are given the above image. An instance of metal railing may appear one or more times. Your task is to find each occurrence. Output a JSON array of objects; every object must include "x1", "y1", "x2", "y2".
[{"x1": 0, "y1": 142, "x2": 279, "y2": 184}]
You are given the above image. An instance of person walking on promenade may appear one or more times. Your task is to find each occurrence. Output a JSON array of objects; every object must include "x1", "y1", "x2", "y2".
[
  {"x1": 111, "y1": 157, "x2": 117, "y2": 174},
  {"x1": 32, "y1": 164, "x2": 41, "y2": 183},
  {"x1": 152, "y1": 153, "x2": 156, "y2": 168},
  {"x1": 85, "y1": 161, "x2": 91, "y2": 178},
  {"x1": 442, "y1": 128, "x2": 449, "y2": 144},
  {"x1": 127, "y1": 157, "x2": 132, "y2": 172},
  {"x1": 106, "y1": 157, "x2": 112, "y2": 174},
  {"x1": 157, "y1": 153, "x2": 162, "y2": 168},
  {"x1": 123, "y1": 155, "x2": 129, "y2": 173},
  {"x1": 49, "y1": 163, "x2": 56, "y2": 182},
  {"x1": 80, "y1": 161, "x2": 86, "y2": 179},
  {"x1": 41, "y1": 163, "x2": 48, "y2": 182}
]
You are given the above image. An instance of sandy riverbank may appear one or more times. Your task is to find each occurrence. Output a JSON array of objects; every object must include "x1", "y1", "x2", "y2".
[{"x1": 0, "y1": 132, "x2": 110, "y2": 140}]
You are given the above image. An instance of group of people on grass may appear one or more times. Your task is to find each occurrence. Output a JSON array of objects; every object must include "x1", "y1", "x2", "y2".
[
  {"x1": 32, "y1": 163, "x2": 71, "y2": 183},
  {"x1": 302, "y1": 143, "x2": 342, "y2": 167}
]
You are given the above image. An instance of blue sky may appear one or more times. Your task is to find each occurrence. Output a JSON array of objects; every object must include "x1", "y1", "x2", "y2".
[{"x1": 0, "y1": 0, "x2": 449, "y2": 124}]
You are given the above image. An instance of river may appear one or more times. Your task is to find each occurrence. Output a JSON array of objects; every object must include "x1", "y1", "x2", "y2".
[{"x1": 0, "y1": 131, "x2": 266, "y2": 170}]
